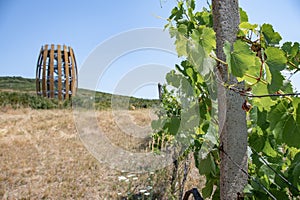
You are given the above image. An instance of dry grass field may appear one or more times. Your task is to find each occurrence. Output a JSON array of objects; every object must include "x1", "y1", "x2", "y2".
[{"x1": 0, "y1": 108, "x2": 203, "y2": 199}]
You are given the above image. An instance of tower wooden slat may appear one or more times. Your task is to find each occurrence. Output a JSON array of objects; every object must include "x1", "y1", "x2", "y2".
[
  {"x1": 42, "y1": 45, "x2": 48, "y2": 97},
  {"x1": 63, "y1": 45, "x2": 70, "y2": 100},
  {"x1": 57, "y1": 45, "x2": 62, "y2": 100},
  {"x1": 36, "y1": 47, "x2": 43, "y2": 94},
  {"x1": 49, "y1": 44, "x2": 55, "y2": 98},
  {"x1": 69, "y1": 47, "x2": 77, "y2": 96}
]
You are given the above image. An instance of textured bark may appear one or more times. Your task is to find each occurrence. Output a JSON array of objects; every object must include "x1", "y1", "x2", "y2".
[{"x1": 212, "y1": 0, "x2": 248, "y2": 199}]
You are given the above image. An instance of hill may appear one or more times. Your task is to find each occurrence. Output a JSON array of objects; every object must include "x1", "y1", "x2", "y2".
[{"x1": 0, "y1": 76, "x2": 159, "y2": 109}]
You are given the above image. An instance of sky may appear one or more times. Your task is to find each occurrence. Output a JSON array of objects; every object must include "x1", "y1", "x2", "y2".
[{"x1": 0, "y1": 0, "x2": 299, "y2": 99}]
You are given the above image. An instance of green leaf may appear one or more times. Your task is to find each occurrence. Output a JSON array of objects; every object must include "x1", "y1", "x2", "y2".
[
  {"x1": 287, "y1": 152, "x2": 300, "y2": 195},
  {"x1": 187, "y1": 0, "x2": 195, "y2": 11},
  {"x1": 187, "y1": 37, "x2": 215, "y2": 76},
  {"x1": 211, "y1": 186, "x2": 220, "y2": 200},
  {"x1": 228, "y1": 40, "x2": 257, "y2": 77},
  {"x1": 269, "y1": 189, "x2": 290, "y2": 199},
  {"x1": 251, "y1": 82, "x2": 277, "y2": 111},
  {"x1": 239, "y1": 22, "x2": 258, "y2": 37},
  {"x1": 290, "y1": 42, "x2": 300, "y2": 57},
  {"x1": 282, "y1": 42, "x2": 293, "y2": 54},
  {"x1": 282, "y1": 42, "x2": 300, "y2": 57},
  {"x1": 249, "y1": 127, "x2": 266, "y2": 152},
  {"x1": 151, "y1": 118, "x2": 166, "y2": 130},
  {"x1": 268, "y1": 100, "x2": 300, "y2": 148},
  {"x1": 185, "y1": 67, "x2": 195, "y2": 81},
  {"x1": 268, "y1": 100, "x2": 289, "y2": 131},
  {"x1": 239, "y1": 22, "x2": 258, "y2": 30},
  {"x1": 165, "y1": 116, "x2": 180, "y2": 135},
  {"x1": 166, "y1": 70, "x2": 182, "y2": 88},
  {"x1": 195, "y1": 9, "x2": 213, "y2": 27},
  {"x1": 266, "y1": 69, "x2": 284, "y2": 94},
  {"x1": 281, "y1": 80, "x2": 294, "y2": 94},
  {"x1": 282, "y1": 114, "x2": 300, "y2": 148},
  {"x1": 191, "y1": 27, "x2": 216, "y2": 54},
  {"x1": 257, "y1": 109, "x2": 269, "y2": 130},
  {"x1": 265, "y1": 47, "x2": 287, "y2": 93},
  {"x1": 261, "y1": 24, "x2": 282, "y2": 46},
  {"x1": 238, "y1": 57, "x2": 261, "y2": 85},
  {"x1": 265, "y1": 47, "x2": 287, "y2": 71},
  {"x1": 292, "y1": 97, "x2": 300, "y2": 119},
  {"x1": 282, "y1": 42, "x2": 300, "y2": 70},
  {"x1": 200, "y1": 27, "x2": 216, "y2": 54},
  {"x1": 175, "y1": 33, "x2": 188, "y2": 57},
  {"x1": 169, "y1": 5, "x2": 183, "y2": 21},
  {"x1": 202, "y1": 179, "x2": 214, "y2": 198},
  {"x1": 178, "y1": 24, "x2": 188, "y2": 35},
  {"x1": 198, "y1": 153, "x2": 216, "y2": 176},
  {"x1": 262, "y1": 139, "x2": 277, "y2": 157},
  {"x1": 239, "y1": 8, "x2": 248, "y2": 23}
]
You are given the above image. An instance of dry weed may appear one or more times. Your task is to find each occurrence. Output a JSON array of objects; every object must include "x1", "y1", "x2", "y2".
[{"x1": 0, "y1": 108, "x2": 203, "y2": 199}]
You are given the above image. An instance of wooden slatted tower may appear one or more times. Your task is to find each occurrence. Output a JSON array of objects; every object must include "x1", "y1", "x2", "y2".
[{"x1": 36, "y1": 44, "x2": 78, "y2": 100}]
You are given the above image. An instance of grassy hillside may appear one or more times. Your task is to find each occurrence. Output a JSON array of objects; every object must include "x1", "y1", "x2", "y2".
[
  {"x1": 0, "y1": 76, "x2": 159, "y2": 109},
  {"x1": 0, "y1": 76, "x2": 36, "y2": 92}
]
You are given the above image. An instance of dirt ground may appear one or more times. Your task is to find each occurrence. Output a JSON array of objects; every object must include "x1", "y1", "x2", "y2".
[{"x1": 0, "y1": 108, "x2": 203, "y2": 199}]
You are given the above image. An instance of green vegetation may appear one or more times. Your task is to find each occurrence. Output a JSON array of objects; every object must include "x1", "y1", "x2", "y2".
[
  {"x1": 0, "y1": 76, "x2": 159, "y2": 110},
  {"x1": 152, "y1": 1, "x2": 300, "y2": 199},
  {"x1": 0, "y1": 76, "x2": 36, "y2": 92}
]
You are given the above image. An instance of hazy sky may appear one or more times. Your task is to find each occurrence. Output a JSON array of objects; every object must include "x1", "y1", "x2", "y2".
[{"x1": 0, "y1": 0, "x2": 299, "y2": 98}]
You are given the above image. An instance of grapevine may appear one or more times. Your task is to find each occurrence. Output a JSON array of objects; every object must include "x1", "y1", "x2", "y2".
[{"x1": 152, "y1": 0, "x2": 300, "y2": 199}]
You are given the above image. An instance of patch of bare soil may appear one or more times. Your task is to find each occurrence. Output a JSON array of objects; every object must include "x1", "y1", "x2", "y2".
[{"x1": 0, "y1": 108, "x2": 203, "y2": 199}]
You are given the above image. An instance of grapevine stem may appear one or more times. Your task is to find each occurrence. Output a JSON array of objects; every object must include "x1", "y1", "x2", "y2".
[
  {"x1": 288, "y1": 61, "x2": 299, "y2": 70},
  {"x1": 209, "y1": 54, "x2": 227, "y2": 65},
  {"x1": 244, "y1": 74, "x2": 267, "y2": 85}
]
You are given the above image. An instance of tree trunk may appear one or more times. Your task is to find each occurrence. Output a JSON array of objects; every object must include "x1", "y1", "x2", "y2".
[{"x1": 212, "y1": 0, "x2": 248, "y2": 199}]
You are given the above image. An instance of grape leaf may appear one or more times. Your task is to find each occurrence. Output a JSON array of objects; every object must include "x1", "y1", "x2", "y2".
[
  {"x1": 202, "y1": 179, "x2": 214, "y2": 198},
  {"x1": 268, "y1": 100, "x2": 289, "y2": 131},
  {"x1": 265, "y1": 47, "x2": 287, "y2": 93},
  {"x1": 282, "y1": 42, "x2": 293, "y2": 54},
  {"x1": 249, "y1": 127, "x2": 266, "y2": 152},
  {"x1": 239, "y1": 22, "x2": 258, "y2": 36},
  {"x1": 251, "y1": 82, "x2": 276, "y2": 111},
  {"x1": 268, "y1": 100, "x2": 300, "y2": 148},
  {"x1": 292, "y1": 97, "x2": 300, "y2": 119},
  {"x1": 187, "y1": 0, "x2": 195, "y2": 11},
  {"x1": 191, "y1": 27, "x2": 216, "y2": 55},
  {"x1": 225, "y1": 40, "x2": 257, "y2": 77},
  {"x1": 282, "y1": 116, "x2": 300, "y2": 148},
  {"x1": 288, "y1": 152, "x2": 300, "y2": 195},
  {"x1": 262, "y1": 139, "x2": 277, "y2": 157},
  {"x1": 290, "y1": 42, "x2": 299, "y2": 57},
  {"x1": 166, "y1": 70, "x2": 182, "y2": 88},
  {"x1": 282, "y1": 42, "x2": 300, "y2": 57},
  {"x1": 174, "y1": 31, "x2": 188, "y2": 57},
  {"x1": 261, "y1": 24, "x2": 282, "y2": 46},
  {"x1": 151, "y1": 118, "x2": 166, "y2": 130},
  {"x1": 165, "y1": 116, "x2": 181, "y2": 135},
  {"x1": 238, "y1": 57, "x2": 261, "y2": 85},
  {"x1": 257, "y1": 109, "x2": 269, "y2": 130},
  {"x1": 200, "y1": 27, "x2": 216, "y2": 54},
  {"x1": 195, "y1": 9, "x2": 213, "y2": 27},
  {"x1": 240, "y1": 22, "x2": 258, "y2": 30},
  {"x1": 239, "y1": 8, "x2": 248, "y2": 23},
  {"x1": 198, "y1": 153, "x2": 216, "y2": 176}
]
